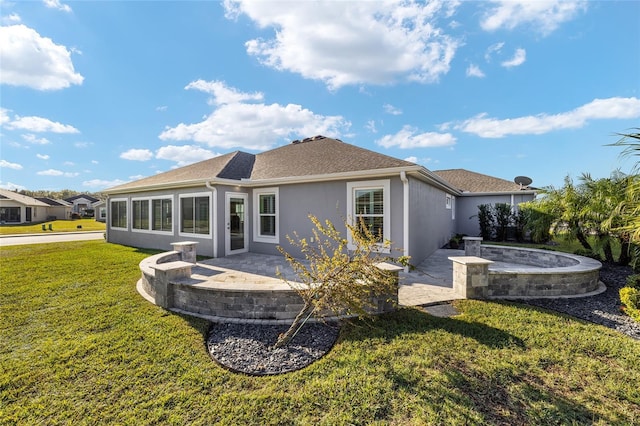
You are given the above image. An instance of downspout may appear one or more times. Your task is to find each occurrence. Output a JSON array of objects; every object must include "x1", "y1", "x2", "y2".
[
  {"x1": 400, "y1": 171, "x2": 409, "y2": 272},
  {"x1": 205, "y1": 181, "x2": 218, "y2": 258}
]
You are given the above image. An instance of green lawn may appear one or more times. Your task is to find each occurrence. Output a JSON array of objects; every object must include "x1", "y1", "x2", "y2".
[
  {"x1": 1, "y1": 241, "x2": 639, "y2": 425},
  {"x1": 0, "y1": 218, "x2": 106, "y2": 235}
]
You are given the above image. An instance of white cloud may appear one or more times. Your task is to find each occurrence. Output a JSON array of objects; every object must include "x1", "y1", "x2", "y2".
[
  {"x1": 0, "y1": 108, "x2": 10, "y2": 125},
  {"x1": 160, "y1": 81, "x2": 350, "y2": 150},
  {"x1": 0, "y1": 159, "x2": 23, "y2": 170},
  {"x1": 2, "y1": 13, "x2": 21, "y2": 24},
  {"x1": 0, "y1": 181, "x2": 26, "y2": 190},
  {"x1": 156, "y1": 105, "x2": 168, "y2": 112},
  {"x1": 466, "y1": 64, "x2": 485, "y2": 78},
  {"x1": 120, "y1": 148, "x2": 154, "y2": 161},
  {"x1": 501, "y1": 48, "x2": 526, "y2": 68},
  {"x1": 91, "y1": 160, "x2": 99, "y2": 164},
  {"x1": 225, "y1": 0, "x2": 460, "y2": 89},
  {"x1": 404, "y1": 156, "x2": 418, "y2": 163},
  {"x1": 186, "y1": 80, "x2": 264, "y2": 105},
  {"x1": 484, "y1": 42, "x2": 504, "y2": 62},
  {"x1": 458, "y1": 97, "x2": 640, "y2": 138},
  {"x1": 36, "y1": 154, "x2": 50, "y2": 160},
  {"x1": 63, "y1": 161, "x2": 74, "y2": 166},
  {"x1": 0, "y1": 25, "x2": 83, "y2": 90},
  {"x1": 43, "y1": 0, "x2": 72, "y2": 13},
  {"x1": 377, "y1": 125, "x2": 456, "y2": 149},
  {"x1": 74, "y1": 141, "x2": 91, "y2": 148},
  {"x1": 22, "y1": 133, "x2": 50, "y2": 144},
  {"x1": 6, "y1": 114, "x2": 79, "y2": 133},
  {"x1": 480, "y1": 0, "x2": 587, "y2": 35},
  {"x1": 383, "y1": 104, "x2": 403, "y2": 116},
  {"x1": 83, "y1": 178, "x2": 128, "y2": 189},
  {"x1": 37, "y1": 169, "x2": 79, "y2": 177},
  {"x1": 156, "y1": 145, "x2": 219, "y2": 167},
  {"x1": 365, "y1": 120, "x2": 377, "y2": 134}
]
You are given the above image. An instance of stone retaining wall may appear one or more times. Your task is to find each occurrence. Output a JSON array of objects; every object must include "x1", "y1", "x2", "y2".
[
  {"x1": 480, "y1": 245, "x2": 579, "y2": 267},
  {"x1": 138, "y1": 245, "x2": 400, "y2": 323},
  {"x1": 450, "y1": 245, "x2": 602, "y2": 299}
]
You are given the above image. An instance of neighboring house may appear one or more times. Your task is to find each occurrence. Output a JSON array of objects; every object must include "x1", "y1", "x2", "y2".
[
  {"x1": 0, "y1": 189, "x2": 50, "y2": 224},
  {"x1": 93, "y1": 200, "x2": 107, "y2": 222},
  {"x1": 35, "y1": 197, "x2": 73, "y2": 220},
  {"x1": 64, "y1": 194, "x2": 100, "y2": 217},
  {"x1": 433, "y1": 169, "x2": 537, "y2": 237},
  {"x1": 104, "y1": 137, "x2": 538, "y2": 263}
]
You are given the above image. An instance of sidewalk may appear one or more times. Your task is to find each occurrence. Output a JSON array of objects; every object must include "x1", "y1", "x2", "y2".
[{"x1": 0, "y1": 231, "x2": 105, "y2": 246}]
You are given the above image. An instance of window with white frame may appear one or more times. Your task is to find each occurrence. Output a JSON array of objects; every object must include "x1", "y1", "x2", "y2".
[
  {"x1": 451, "y1": 195, "x2": 456, "y2": 220},
  {"x1": 253, "y1": 188, "x2": 279, "y2": 243},
  {"x1": 179, "y1": 193, "x2": 210, "y2": 235},
  {"x1": 132, "y1": 199, "x2": 150, "y2": 230},
  {"x1": 347, "y1": 180, "x2": 390, "y2": 247},
  {"x1": 110, "y1": 199, "x2": 127, "y2": 229},
  {"x1": 152, "y1": 198, "x2": 172, "y2": 232},
  {"x1": 446, "y1": 194, "x2": 452, "y2": 209}
]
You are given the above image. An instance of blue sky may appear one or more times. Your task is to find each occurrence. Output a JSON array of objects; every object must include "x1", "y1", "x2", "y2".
[{"x1": 1, "y1": 0, "x2": 639, "y2": 192}]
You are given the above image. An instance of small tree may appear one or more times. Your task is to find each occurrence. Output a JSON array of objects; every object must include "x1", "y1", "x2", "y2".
[{"x1": 274, "y1": 215, "x2": 408, "y2": 348}]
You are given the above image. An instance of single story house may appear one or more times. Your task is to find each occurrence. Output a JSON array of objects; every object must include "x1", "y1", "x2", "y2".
[
  {"x1": 0, "y1": 189, "x2": 50, "y2": 224},
  {"x1": 64, "y1": 194, "x2": 101, "y2": 217},
  {"x1": 104, "y1": 136, "x2": 536, "y2": 264},
  {"x1": 432, "y1": 169, "x2": 537, "y2": 237},
  {"x1": 36, "y1": 197, "x2": 73, "y2": 220}
]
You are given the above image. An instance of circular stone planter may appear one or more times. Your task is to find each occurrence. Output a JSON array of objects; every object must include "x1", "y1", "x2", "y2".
[{"x1": 480, "y1": 245, "x2": 603, "y2": 298}]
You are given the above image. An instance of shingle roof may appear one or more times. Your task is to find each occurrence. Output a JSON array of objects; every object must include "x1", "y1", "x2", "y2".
[
  {"x1": 36, "y1": 197, "x2": 71, "y2": 207},
  {"x1": 433, "y1": 169, "x2": 533, "y2": 193},
  {"x1": 105, "y1": 136, "x2": 416, "y2": 192},
  {"x1": 251, "y1": 136, "x2": 414, "y2": 180},
  {"x1": 106, "y1": 151, "x2": 247, "y2": 191},
  {"x1": 64, "y1": 194, "x2": 100, "y2": 203},
  {"x1": 0, "y1": 189, "x2": 50, "y2": 206}
]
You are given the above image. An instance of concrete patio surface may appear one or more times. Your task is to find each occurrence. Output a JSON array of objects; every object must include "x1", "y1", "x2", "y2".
[{"x1": 197, "y1": 249, "x2": 464, "y2": 306}]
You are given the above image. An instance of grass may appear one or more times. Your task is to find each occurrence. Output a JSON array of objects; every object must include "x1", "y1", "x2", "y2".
[
  {"x1": 1, "y1": 241, "x2": 639, "y2": 425},
  {"x1": 0, "y1": 218, "x2": 105, "y2": 235}
]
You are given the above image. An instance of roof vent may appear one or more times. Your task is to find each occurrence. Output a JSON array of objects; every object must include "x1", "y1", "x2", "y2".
[{"x1": 291, "y1": 139, "x2": 301, "y2": 144}]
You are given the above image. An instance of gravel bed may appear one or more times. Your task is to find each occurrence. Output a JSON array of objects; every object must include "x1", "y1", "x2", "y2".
[
  {"x1": 520, "y1": 263, "x2": 640, "y2": 340},
  {"x1": 207, "y1": 321, "x2": 340, "y2": 375}
]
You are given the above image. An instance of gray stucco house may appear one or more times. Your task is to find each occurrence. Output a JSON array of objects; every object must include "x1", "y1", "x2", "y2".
[{"x1": 103, "y1": 136, "x2": 536, "y2": 264}]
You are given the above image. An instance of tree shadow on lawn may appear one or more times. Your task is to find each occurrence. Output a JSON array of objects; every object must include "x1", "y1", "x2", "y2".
[
  {"x1": 342, "y1": 307, "x2": 526, "y2": 350},
  {"x1": 338, "y1": 308, "x2": 602, "y2": 425}
]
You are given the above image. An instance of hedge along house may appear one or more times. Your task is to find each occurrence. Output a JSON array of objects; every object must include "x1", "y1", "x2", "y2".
[
  {"x1": 103, "y1": 136, "x2": 465, "y2": 264},
  {"x1": 432, "y1": 169, "x2": 537, "y2": 237}
]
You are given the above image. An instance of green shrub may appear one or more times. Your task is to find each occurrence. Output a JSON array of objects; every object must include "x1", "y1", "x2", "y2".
[
  {"x1": 620, "y1": 287, "x2": 640, "y2": 322},
  {"x1": 626, "y1": 274, "x2": 640, "y2": 289},
  {"x1": 574, "y1": 248, "x2": 601, "y2": 261}
]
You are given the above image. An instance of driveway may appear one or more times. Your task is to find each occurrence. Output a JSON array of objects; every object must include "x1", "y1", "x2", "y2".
[{"x1": 0, "y1": 231, "x2": 105, "y2": 247}]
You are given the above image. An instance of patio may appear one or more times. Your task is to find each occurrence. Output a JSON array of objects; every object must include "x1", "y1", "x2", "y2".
[{"x1": 194, "y1": 249, "x2": 464, "y2": 307}]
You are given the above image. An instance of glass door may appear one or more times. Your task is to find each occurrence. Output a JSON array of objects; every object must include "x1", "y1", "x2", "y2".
[{"x1": 225, "y1": 193, "x2": 248, "y2": 255}]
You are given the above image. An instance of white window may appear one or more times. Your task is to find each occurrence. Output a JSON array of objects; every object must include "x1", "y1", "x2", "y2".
[
  {"x1": 131, "y1": 196, "x2": 173, "y2": 234},
  {"x1": 253, "y1": 187, "x2": 279, "y2": 244},
  {"x1": 446, "y1": 194, "x2": 452, "y2": 209},
  {"x1": 179, "y1": 193, "x2": 211, "y2": 236},
  {"x1": 346, "y1": 180, "x2": 390, "y2": 249},
  {"x1": 132, "y1": 199, "x2": 150, "y2": 231},
  {"x1": 451, "y1": 195, "x2": 456, "y2": 220},
  {"x1": 110, "y1": 198, "x2": 128, "y2": 230},
  {"x1": 152, "y1": 197, "x2": 173, "y2": 233}
]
